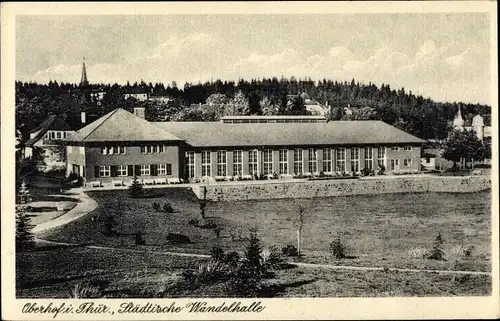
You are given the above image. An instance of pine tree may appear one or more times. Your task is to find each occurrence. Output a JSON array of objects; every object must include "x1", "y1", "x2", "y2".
[
  {"x1": 428, "y1": 232, "x2": 445, "y2": 260},
  {"x1": 18, "y1": 180, "x2": 32, "y2": 204},
  {"x1": 248, "y1": 91, "x2": 262, "y2": 115},
  {"x1": 244, "y1": 231, "x2": 264, "y2": 274},
  {"x1": 290, "y1": 96, "x2": 307, "y2": 115},
  {"x1": 16, "y1": 205, "x2": 35, "y2": 252},
  {"x1": 229, "y1": 231, "x2": 266, "y2": 297},
  {"x1": 128, "y1": 175, "x2": 144, "y2": 198}
]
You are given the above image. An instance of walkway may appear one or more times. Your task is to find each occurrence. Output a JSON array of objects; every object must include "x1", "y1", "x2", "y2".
[{"x1": 32, "y1": 188, "x2": 98, "y2": 233}]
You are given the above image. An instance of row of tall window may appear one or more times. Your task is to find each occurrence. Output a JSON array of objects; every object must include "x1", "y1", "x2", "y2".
[
  {"x1": 100, "y1": 145, "x2": 170, "y2": 155},
  {"x1": 184, "y1": 147, "x2": 394, "y2": 177},
  {"x1": 140, "y1": 145, "x2": 168, "y2": 154},
  {"x1": 391, "y1": 146, "x2": 413, "y2": 151},
  {"x1": 95, "y1": 164, "x2": 172, "y2": 177},
  {"x1": 101, "y1": 145, "x2": 126, "y2": 155}
]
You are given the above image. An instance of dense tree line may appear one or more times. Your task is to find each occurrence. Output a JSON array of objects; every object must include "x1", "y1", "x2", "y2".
[{"x1": 15, "y1": 77, "x2": 490, "y2": 140}]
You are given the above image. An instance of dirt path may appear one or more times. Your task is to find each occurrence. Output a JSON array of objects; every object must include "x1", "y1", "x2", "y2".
[
  {"x1": 292, "y1": 261, "x2": 491, "y2": 276},
  {"x1": 35, "y1": 239, "x2": 490, "y2": 276},
  {"x1": 32, "y1": 189, "x2": 98, "y2": 233}
]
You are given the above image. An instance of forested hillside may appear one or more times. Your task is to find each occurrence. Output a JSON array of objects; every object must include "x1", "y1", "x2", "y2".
[{"x1": 15, "y1": 78, "x2": 490, "y2": 140}]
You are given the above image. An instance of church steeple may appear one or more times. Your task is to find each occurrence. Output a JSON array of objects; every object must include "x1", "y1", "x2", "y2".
[
  {"x1": 453, "y1": 104, "x2": 464, "y2": 129},
  {"x1": 80, "y1": 57, "x2": 89, "y2": 87}
]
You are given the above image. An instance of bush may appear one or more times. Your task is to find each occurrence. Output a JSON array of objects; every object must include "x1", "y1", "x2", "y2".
[
  {"x1": 361, "y1": 167, "x2": 371, "y2": 176},
  {"x1": 213, "y1": 226, "x2": 223, "y2": 238},
  {"x1": 163, "y1": 202, "x2": 174, "y2": 213},
  {"x1": 450, "y1": 244, "x2": 474, "y2": 258},
  {"x1": 222, "y1": 251, "x2": 240, "y2": 269},
  {"x1": 407, "y1": 246, "x2": 429, "y2": 259},
  {"x1": 67, "y1": 172, "x2": 79, "y2": 182},
  {"x1": 166, "y1": 233, "x2": 191, "y2": 244},
  {"x1": 263, "y1": 245, "x2": 283, "y2": 269},
  {"x1": 281, "y1": 244, "x2": 299, "y2": 257},
  {"x1": 101, "y1": 215, "x2": 118, "y2": 237},
  {"x1": 152, "y1": 202, "x2": 161, "y2": 212},
  {"x1": 135, "y1": 231, "x2": 145, "y2": 245},
  {"x1": 329, "y1": 235, "x2": 347, "y2": 259},
  {"x1": 183, "y1": 261, "x2": 226, "y2": 286},
  {"x1": 199, "y1": 222, "x2": 217, "y2": 229},
  {"x1": 210, "y1": 246, "x2": 225, "y2": 261},
  {"x1": 188, "y1": 219, "x2": 199, "y2": 226},
  {"x1": 462, "y1": 227, "x2": 478, "y2": 237},
  {"x1": 68, "y1": 280, "x2": 106, "y2": 298},
  {"x1": 128, "y1": 175, "x2": 144, "y2": 198},
  {"x1": 182, "y1": 248, "x2": 240, "y2": 287}
]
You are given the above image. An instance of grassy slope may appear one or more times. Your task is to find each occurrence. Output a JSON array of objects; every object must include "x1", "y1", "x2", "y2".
[
  {"x1": 16, "y1": 245, "x2": 206, "y2": 298},
  {"x1": 41, "y1": 188, "x2": 491, "y2": 272}
]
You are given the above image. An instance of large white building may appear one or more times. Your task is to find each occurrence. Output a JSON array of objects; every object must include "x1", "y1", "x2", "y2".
[{"x1": 452, "y1": 106, "x2": 492, "y2": 142}]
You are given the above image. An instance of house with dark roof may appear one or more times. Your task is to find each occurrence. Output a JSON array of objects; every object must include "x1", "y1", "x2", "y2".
[
  {"x1": 22, "y1": 115, "x2": 75, "y2": 171},
  {"x1": 64, "y1": 107, "x2": 424, "y2": 186}
]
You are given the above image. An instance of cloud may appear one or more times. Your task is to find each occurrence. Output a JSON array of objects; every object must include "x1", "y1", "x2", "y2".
[{"x1": 28, "y1": 36, "x2": 490, "y2": 104}]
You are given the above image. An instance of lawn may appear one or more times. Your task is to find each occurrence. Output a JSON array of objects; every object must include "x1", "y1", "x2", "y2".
[
  {"x1": 40, "y1": 188, "x2": 492, "y2": 273},
  {"x1": 16, "y1": 244, "x2": 491, "y2": 298}
]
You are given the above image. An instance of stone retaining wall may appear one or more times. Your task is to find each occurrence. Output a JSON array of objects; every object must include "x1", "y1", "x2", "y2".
[{"x1": 191, "y1": 176, "x2": 491, "y2": 202}]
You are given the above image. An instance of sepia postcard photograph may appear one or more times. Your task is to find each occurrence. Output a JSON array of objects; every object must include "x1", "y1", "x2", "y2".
[{"x1": 1, "y1": 1, "x2": 498, "y2": 320}]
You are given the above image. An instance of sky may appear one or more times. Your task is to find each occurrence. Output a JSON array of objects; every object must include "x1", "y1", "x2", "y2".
[{"x1": 16, "y1": 14, "x2": 492, "y2": 104}]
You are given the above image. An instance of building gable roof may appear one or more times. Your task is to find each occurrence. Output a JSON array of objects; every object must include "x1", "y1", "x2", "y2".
[
  {"x1": 29, "y1": 115, "x2": 73, "y2": 133},
  {"x1": 24, "y1": 115, "x2": 73, "y2": 146},
  {"x1": 153, "y1": 120, "x2": 425, "y2": 147},
  {"x1": 65, "y1": 108, "x2": 181, "y2": 143}
]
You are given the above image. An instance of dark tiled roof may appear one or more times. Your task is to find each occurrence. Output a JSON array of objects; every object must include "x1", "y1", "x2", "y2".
[
  {"x1": 65, "y1": 108, "x2": 181, "y2": 143},
  {"x1": 153, "y1": 120, "x2": 424, "y2": 148},
  {"x1": 29, "y1": 115, "x2": 73, "y2": 133},
  {"x1": 24, "y1": 115, "x2": 73, "y2": 146}
]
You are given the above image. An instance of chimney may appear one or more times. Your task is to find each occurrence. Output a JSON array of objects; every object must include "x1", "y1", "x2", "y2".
[
  {"x1": 81, "y1": 111, "x2": 86, "y2": 124},
  {"x1": 134, "y1": 107, "x2": 146, "y2": 119}
]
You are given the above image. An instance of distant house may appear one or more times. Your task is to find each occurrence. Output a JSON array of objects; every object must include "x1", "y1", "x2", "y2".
[
  {"x1": 421, "y1": 151, "x2": 437, "y2": 171},
  {"x1": 90, "y1": 90, "x2": 106, "y2": 102},
  {"x1": 452, "y1": 107, "x2": 491, "y2": 143},
  {"x1": 305, "y1": 99, "x2": 328, "y2": 116},
  {"x1": 451, "y1": 107, "x2": 492, "y2": 167},
  {"x1": 22, "y1": 115, "x2": 75, "y2": 171},
  {"x1": 286, "y1": 92, "x2": 328, "y2": 115},
  {"x1": 148, "y1": 95, "x2": 171, "y2": 103},
  {"x1": 124, "y1": 90, "x2": 149, "y2": 101},
  {"x1": 344, "y1": 104, "x2": 354, "y2": 116}
]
